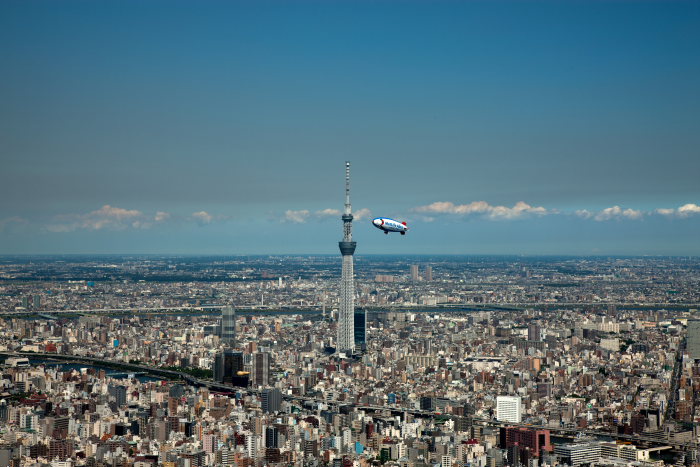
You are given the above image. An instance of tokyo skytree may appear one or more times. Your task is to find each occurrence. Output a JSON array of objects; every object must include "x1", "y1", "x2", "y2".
[{"x1": 337, "y1": 161, "x2": 356, "y2": 353}]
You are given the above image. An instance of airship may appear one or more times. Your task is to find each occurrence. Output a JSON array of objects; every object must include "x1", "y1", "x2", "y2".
[{"x1": 372, "y1": 217, "x2": 409, "y2": 235}]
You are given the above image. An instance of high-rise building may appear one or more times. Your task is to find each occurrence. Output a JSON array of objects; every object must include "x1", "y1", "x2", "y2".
[
  {"x1": 688, "y1": 320, "x2": 700, "y2": 359},
  {"x1": 420, "y1": 396, "x2": 436, "y2": 412},
  {"x1": 108, "y1": 385, "x2": 127, "y2": 407},
  {"x1": 261, "y1": 388, "x2": 282, "y2": 413},
  {"x1": 528, "y1": 324, "x2": 542, "y2": 342},
  {"x1": 213, "y1": 349, "x2": 247, "y2": 387},
  {"x1": 220, "y1": 306, "x2": 236, "y2": 346},
  {"x1": 203, "y1": 434, "x2": 218, "y2": 454},
  {"x1": 265, "y1": 426, "x2": 280, "y2": 448},
  {"x1": 337, "y1": 162, "x2": 356, "y2": 354},
  {"x1": 410, "y1": 265, "x2": 420, "y2": 282},
  {"x1": 354, "y1": 308, "x2": 366, "y2": 352},
  {"x1": 497, "y1": 396, "x2": 522, "y2": 423},
  {"x1": 424, "y1": 265, "x2": 433, "y2": 281},
  {"x1": 251, "y1": 352, "x2": 270, "y2": 388},
  {"x1": 501, "y1": 427, "x2": 552, "y2": 457}
]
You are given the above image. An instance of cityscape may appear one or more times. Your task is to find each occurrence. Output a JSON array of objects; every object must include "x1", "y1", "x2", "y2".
[
  {"x1": 2, "y1": 1, "x2": 699, "y2": 467},
  {"x1": 1, "y1": 249, "x2": 700, "y2": 466}
]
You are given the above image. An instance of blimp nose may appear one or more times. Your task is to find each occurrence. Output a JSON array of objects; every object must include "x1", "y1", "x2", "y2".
[{"x1": 372, "y1": 219, "x2": 382, "y2": 226}]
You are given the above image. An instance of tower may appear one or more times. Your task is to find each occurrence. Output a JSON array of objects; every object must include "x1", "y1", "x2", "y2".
[{"x1": 337, "y1": 161, "x2": 356, "y2": 353}]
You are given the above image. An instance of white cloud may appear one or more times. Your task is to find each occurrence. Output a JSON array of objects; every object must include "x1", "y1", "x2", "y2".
[
  {"x1": 655, "y1": 208, "x2": 675, "y2": 216},
  {"x1": 353, "y1": 208, "x2": 372, "y2": 220},
  {"x1": 621, "y1": 208, "x2": 643, "y2": 220},
  {"x1": 414, "y1": 201, "x2": 550, "y2": 220},
  {"x1": 315, "y1": 208, "x2": 341, "y2": 217},
  {"x1": 655, "y1": 203, "x2": 700, "y2": 218},
  {"x1": 155, "y1": 211, "x2": 171, "y2": 222},
  {"x1": 575, "y1": 206, "x2": 645, "y2": 221},
  {"x1": 191, "y1": 211, "x2": 213, "y2": 224},
  {"x1": 677, "y1": 203, "x2": 700, "y2": 217},
  {"x1": 284, "y1": 209, "x2": 311, "y2": 223},
  {"x1": 47, "y1": 205, "x2": 148, "y2": 232}
]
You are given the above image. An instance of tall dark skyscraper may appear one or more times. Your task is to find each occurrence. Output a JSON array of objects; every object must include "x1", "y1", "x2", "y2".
[
  {"x1": 220, "y1": 306, "x2": 236, "y2": 347},
  {"x1": 251, "y1": 351, "x2": 270, "y2": 388},
  {"x1": 354, "y1": 308, "x2": 366, "y2": 352},
  {"x1": 213, "y1": 349, "x2": 248, "y2": 387},
  {"x1": 528, "y1": 323, "x2": 542, "y2": 342},
  {"x1": 261, "y1": 388, "x2": 282, "y2": 413},
  {"x1": 337, "y1": 161, "x2": 356, "y2": 353},
  {"x1": 265, "y1": 426, "x2": 280, "y2": 448},
  {"x1": 108, "y1": 385, "x2": 127, "y2": 407}
]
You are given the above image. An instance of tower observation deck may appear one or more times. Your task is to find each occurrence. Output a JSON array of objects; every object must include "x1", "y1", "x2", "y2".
[{"x1": 337, "y1": 161, "x2": 356, "y2": 353}]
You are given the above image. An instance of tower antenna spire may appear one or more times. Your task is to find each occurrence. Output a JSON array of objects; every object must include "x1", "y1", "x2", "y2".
[{"x1": 344, "y1": 161, "x2": 351, "y2": 216}]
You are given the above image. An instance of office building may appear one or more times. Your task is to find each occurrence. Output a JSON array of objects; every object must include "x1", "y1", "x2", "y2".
[
  {"x1": 688, "y1": 320, "x2": 700, "y2": 359},
  {"x1": 420, "y1": 396, "x2": 435, "y2": 412},
  {"x1": 251, "y1": 352, "x2": 270, "y2": 388},
  {"x1": 220, "y1": 306, "x2": 236, "y2": 347},
  {"x1": 553, "y1": 442, "x2": 602, "y2": 466},
  {"x1": 410, "y1": 265, "x2": 420, "y2": 282},
  {"x1": 213, "y1": 349, "x2": 248, "y2": 387},
  {"x1": 496, "y1": 396, "x2": 522, "y2": 423},
  {"x1": 600, "y1": 442, "x2": 652, "y2": 462},
  {"x1": 528, "y1": 324, "x2": 541, "y2": 342},
  {"x1": 354, "y1": 308, "x2": 367, "y2": 351},
  {"x1": 501, "y1": 427, "x2": 552, "y2": 457},
  {"x1": 108, "y1": 385, "x2": 127, "y2": 407},
  {"x1": 265, "y1": 426, "x2": 280, "y2": 448},
  {"x1": 261, "y1": 388, "x2": 282, "y2": 413}
]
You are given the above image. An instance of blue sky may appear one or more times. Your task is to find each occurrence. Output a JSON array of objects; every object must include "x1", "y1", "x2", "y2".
[{"x1": 1, "y1": 0, "x2": 699, "y2": 255}]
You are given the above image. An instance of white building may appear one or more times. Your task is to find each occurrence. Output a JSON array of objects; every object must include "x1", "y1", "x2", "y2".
[
  {"x1": 496, "y1": 395, "x2": 522, "y2": 423},
  {"x1": 554, "y1": 442, "x2": 602, "y2": 466}
]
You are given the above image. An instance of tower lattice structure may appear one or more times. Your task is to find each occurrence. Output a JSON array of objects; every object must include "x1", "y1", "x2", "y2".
[{"x1": 337, "y1": 161, "x2": 356, "y2": 353}]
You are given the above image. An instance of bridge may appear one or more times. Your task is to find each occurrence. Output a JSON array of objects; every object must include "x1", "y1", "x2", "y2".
[
  {"x1": 37, "y1": 313, "x2": 59, "y2": 320},
  {"x1": 2, "y1": 301, "x2": 700, "y2": 318},
  {"x1": 106, "y1": 371, "x2": 147, "y2": 378}
]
